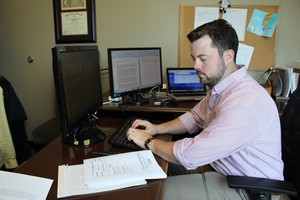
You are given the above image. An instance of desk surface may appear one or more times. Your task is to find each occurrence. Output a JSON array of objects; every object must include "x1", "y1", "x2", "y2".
[
  {"x1": 101, "y1": 91, "x2": 199, "y2": 116},
  {"x1": 14, "y1": 117, "x2": 170, "y2": 200}
]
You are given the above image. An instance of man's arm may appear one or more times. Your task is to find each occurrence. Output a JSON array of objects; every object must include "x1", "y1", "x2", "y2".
[
  {"x1": 147, "y1": 139, "x2": 180, "y2": 164},
  {"x1": 127, "y1": 117, "x2": 186, "y2": 164},
  {"x1": 155, "y1": 118, "x2": 187, "y2": 135},
  {"x1": 131, "y1": 117, "x2": 187, "y2": 136}
]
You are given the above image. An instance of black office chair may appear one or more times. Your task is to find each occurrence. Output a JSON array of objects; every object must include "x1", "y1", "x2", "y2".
[{"x1": 226, "y1": 87, "x2": 300, "y2": 200}]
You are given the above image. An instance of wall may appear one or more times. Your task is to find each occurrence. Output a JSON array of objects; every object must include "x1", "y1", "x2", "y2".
[{"x1": 0, "y1": 0, "x2": 299, "y2": 140}]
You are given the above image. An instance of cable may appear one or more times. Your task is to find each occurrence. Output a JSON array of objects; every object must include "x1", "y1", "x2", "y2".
[
  {"x1": 103, "y1": 101, "x2": 113, "y2": 105},
  {"x1": 140, "y1": 86, "x2": 161, "y2": 99}
]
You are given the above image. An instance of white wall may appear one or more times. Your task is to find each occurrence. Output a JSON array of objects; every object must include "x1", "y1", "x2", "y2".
[{"x1": 0, "y1": 0, "x2": 299, "y2": 140}]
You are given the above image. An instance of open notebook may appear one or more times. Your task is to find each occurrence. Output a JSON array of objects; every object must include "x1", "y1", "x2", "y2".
[{"x1": 166, "y1": 68, "x2": 207, "y2": 101}]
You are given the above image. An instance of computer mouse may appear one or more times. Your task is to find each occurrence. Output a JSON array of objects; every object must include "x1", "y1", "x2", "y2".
[{"x1": 163, "y1": 99, "x2": 177, "y2": 107}]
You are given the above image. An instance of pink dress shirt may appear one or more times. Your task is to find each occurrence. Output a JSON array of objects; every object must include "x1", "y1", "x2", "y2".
[{"x1": 175, "y1": 67, "x2": 284, "y2": 180}]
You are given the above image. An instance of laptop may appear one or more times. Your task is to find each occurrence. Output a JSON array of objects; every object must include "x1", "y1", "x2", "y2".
[{"x1": 166, "y1": 68, "x2": 207, "y2": 101}]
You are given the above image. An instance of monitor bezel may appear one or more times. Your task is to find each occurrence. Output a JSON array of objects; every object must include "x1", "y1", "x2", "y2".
[{"x1": 52, "y1": 45, "x2": 104, "y2": 144}]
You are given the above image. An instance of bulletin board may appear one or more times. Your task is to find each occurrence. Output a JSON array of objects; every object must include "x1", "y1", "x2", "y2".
[{"x1": 178, "y1": 5, "x2": 280, "y2": 71}]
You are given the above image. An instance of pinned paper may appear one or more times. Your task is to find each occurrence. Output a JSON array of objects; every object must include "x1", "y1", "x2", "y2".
[{"x1": 247, "y1": 9, "x2": 280, "y2": 37}]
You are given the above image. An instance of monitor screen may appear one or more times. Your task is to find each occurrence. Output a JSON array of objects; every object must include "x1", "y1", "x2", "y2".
[
  {"x1": 167, "y1": 68, "x2": 206, "y2": 93},
  {"x1": 52, "y1": 45, "x2": 105, "y2": 146},
  {"x1": 107, "y1": 47, "x2": 162, "y2": 105}
]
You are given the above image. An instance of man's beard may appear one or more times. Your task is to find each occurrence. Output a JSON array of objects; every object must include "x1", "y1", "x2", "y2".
[{"x1": 198, "y1": 59, "x2": 227, "y2": 89}]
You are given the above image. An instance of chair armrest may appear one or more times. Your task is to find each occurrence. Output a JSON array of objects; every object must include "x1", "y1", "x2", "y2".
[{"x1": 226, "y1": 175, "x2": 297, "y2": 196}]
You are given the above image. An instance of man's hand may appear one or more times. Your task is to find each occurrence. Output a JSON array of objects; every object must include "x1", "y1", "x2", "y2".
[
  {"x1": 126, "y1": 127, "x2": 152, "y2": 149},
  {"x1": 131, "y1": 119, "x2": 158, "y2": 136}
]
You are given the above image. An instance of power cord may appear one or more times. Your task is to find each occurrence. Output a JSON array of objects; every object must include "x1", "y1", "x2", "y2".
[{"x1": 139, "y1": 86, "x2": 161, "y2": 99}]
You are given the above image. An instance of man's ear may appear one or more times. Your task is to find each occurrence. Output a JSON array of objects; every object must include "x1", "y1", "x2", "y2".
[{"x1": 223, "y1": 49, "x2": 235, "y2": 65}]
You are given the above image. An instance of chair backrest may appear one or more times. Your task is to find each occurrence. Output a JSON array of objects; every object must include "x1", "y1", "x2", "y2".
[{"x1": 281, "y1": 87, "x2": 300, "y2": 200}]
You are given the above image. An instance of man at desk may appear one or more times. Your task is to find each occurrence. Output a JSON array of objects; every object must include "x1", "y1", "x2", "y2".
[{"x1": 126, "y1": 19, "x2": 283, "y2": 199}]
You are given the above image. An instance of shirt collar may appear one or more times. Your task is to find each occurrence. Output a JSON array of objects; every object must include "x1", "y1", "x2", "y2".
[{"x1": 211, "y1": 66, "x2": 247, "y2": 96}]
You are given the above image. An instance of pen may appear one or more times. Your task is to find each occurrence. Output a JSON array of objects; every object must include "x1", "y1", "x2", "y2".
[{"x1": 91, "y1": 151, "x2": 117, "y2": 156}]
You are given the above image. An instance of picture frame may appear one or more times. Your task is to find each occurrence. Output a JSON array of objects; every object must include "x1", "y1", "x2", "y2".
[{"x1": 53, "y1": 0, "x2": 96, "y2": 43}]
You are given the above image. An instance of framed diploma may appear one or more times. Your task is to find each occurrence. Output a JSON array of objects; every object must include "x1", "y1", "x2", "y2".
[{"x1": 53, "y1": 0, "x2": 96, "y2": 43}]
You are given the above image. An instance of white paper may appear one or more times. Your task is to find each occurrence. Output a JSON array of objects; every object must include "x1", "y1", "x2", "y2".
[
  {"x1": 61, "y1": 11, "x2": 88, "y2": 36},
  {"x1": 236, "y1": 43, "x2": 254, "y2": 69},
  {"x1": 57, "y1": 150, "x2": 166, "y2": 198},
  {"x1": 276, "y1": 66, "x2": 293, "y2": 97},
  {"x1": 291, "y1": 72, "x2": 299, "y2": 93},
  {"x1": 83, "y1": 150, "x2": 167, "y2": 187},
  {"x1": 291, "y1": 61, "x2": 300, "y2": 93},
  {"x1": 57, "y1": 164, "x2": 146, "y2": 198},
  {"x1": 194, "y1": 7, "x2": 219, "y2": 28},
  {"x1": 0, "y1": 170, "x2": 53, "y2": 200},
  {"x1": 222, "y1": 8, "x2": 247, "y2": 41}
]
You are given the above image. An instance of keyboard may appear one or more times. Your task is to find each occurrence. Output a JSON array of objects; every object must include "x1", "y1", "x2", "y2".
[
  {"x1": 108, "y1": 116, "x2": 141, "y2": 150},
  {"x1": 171, "y1": 94, "x2": 206, "y2": 101}
]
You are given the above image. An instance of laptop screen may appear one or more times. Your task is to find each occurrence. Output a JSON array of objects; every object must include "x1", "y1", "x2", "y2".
[{"x1": 167, "y1": 68, "x2": 206, "y2": 94}]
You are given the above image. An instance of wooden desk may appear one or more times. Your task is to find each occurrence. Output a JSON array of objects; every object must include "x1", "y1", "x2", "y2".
[
  {"x1": 101, "y1": 92, "x2": 286, "y2": 117},
  {"x1": 14, "y1": 117, "x2": 170, "y2": 200}
]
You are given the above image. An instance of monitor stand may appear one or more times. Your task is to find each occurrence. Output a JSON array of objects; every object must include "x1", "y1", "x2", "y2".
[
  {"x1": 63, "y1": 117, "x2": 106, "y2": 146},
  {"x1": 127, "y1": 93, "x2": 150, "y2": 106}
]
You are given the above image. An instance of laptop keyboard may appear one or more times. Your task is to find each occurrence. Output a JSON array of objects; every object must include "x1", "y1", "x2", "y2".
[
  {"x1": 171, "y1": 94, "x2": 206, "y2": 101},
  {"x1": 173, "y1": 93, "x2": 200, "y2": 97}
]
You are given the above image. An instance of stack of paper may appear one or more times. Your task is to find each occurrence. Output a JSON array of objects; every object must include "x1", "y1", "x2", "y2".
[
  {"x1": 276, "y1": 66, "x2": 293, "y2": 97},
  {"x1": 57, "y1": 150, "x2": 167, "y2": 198},
  {"x1": 291, "y1": 72, "x2": 299, "y2": 93}
]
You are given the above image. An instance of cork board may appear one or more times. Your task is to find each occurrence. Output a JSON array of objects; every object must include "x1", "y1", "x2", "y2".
[{"x1": 178, "y1": 5, "x2": 280, "y2": 71}]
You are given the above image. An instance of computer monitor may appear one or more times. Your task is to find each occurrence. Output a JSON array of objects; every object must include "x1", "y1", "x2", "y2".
[
  {"x1": 107, "y1": 47, "x2": 163, "y2": 105},
  {"x1": 52, "y1": 45, "x2": 105, "y2": 146}
]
